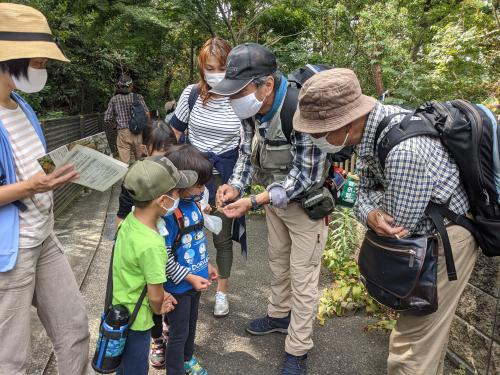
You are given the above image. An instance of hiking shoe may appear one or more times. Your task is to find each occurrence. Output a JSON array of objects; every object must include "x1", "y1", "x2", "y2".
[
  {"x1": 245, "y1": 314, "x2": 290, "y2": 335},
  {"x1": 149, "y1": 337, "x2": 166, "y2": 369},
  {"x1": 281, "y1": 353, "x2": 308, "y2": 375},
  {"x1": 184, "y1": 356, "x2": 208, "y2": 375},
  {"x1": 214, "y1": 291, "x2": 229, "y2": 317}
]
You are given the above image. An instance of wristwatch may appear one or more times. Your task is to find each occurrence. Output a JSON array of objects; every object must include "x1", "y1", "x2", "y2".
[{"x1": 250, "y1": 194, "x2": 261, "y2": 211}]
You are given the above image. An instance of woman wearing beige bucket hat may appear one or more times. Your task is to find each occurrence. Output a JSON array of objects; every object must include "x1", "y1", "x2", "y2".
[
  {"x1": 0, "y1": 4, "x2": 93, "y2": 375},
  {"x1": 294, "y1": 68, "x2": 479, "y2": 375}
]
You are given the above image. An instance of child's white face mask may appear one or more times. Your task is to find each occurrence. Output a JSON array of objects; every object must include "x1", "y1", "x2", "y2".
[{"x1": 159, "y1": 194, "x2": 179, "y2": 216}]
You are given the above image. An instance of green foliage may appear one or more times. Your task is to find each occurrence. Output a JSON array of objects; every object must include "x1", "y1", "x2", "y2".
[
  {"x1": 451, "y1": 367, "x2": 467, "y2": 375},
  {"x1": 318, "y1": 208, "x2": 397, "y2": 330},
  {"x1": 366, "y1": 317, "x2": 397, "y2": 331},
  {"x1": 249, "y1": 184, "x2": 266, "y2": 195},
  {"x1": 40, "y1": 111, "x2": 65, "y2": 121},
  {"x1": 244, "y1": 184, "x2": 266, "y2": 215},
  {"x1": 9, "y1": 0, "x2": 498, "y2": 116},
  {"x1": 323, "y1": 207, "x2": 359, "y2": 271}
]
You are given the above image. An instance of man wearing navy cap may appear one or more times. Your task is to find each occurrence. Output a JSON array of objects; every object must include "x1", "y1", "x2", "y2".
[{"x1": 214, "y1": 43, "x2": 328, "y2": 375}]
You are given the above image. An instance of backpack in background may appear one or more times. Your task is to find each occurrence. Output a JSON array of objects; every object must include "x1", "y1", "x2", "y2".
[
  {"x1": 279, "y1": 64, "x2": 333, "y2": 143},
  {"x1": 375, "y1": 100, "x2": 500, "y2": 258},
  {"x1": 280, "y1": 63, "x2": 354, "y2": 162},
  {"x1": 128, "y1": 93, "x2": 148, "y2": 135},
  {"x1": 287, "y1": 63, "x2": 334, "y2": 89}
]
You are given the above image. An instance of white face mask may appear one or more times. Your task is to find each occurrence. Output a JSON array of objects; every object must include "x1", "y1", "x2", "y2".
[
  {"x1": 230, "y1": 91, "x2": 264, "y2": 120},
  {"x1": 204, "y1": 71, "x2": 225, "y2": 88},
  {"x1": 310, "y1": 130, "x2": 350, "y2": 154},
  {"x1": 11, "y1": 67, "x2": 48, "y2": 93},
  {"x1": 160, "y1": 195, "x2": 180, "y2": 216}
]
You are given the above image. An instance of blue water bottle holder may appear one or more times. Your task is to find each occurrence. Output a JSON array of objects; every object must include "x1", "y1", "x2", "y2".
[{"x1": 92, "y1": 231, "x2": 147, "y2": 373}]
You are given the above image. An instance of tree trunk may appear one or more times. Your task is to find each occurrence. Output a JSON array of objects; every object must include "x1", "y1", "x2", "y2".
[
  {"x1": 189, "y1": 39, "x2": 195, "y2": 83},
  {"x1": 216, "y1": 0, "x2": 237, "y2": 45},
  {"x1": 372, "y1": 63, "x2": 385, "y2": 97},
  {"x1": 80, "y1": 85, "x2": 85, "y2": 114},
  {"x1": 163, "y1": 73, "x2": 173, "y2": 100}
]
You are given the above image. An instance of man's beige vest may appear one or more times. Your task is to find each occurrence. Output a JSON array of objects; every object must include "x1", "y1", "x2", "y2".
[{"x1": 246, "y1": 96, "x2": 294, "y2": 187}]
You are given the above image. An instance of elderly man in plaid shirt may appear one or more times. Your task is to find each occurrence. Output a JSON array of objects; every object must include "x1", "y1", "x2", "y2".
[
  {"x1": 105, "y1": 75, "x2": 150, "y2": 163},
  {"x1": 294, "y1": 68, "x2": 479, "y2": 375},
  {"x1": 212, "y1": 43, "x2": 329, "y2": 375}
]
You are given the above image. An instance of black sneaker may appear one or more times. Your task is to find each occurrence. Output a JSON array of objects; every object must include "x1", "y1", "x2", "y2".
[
  {"x1": 245, "y1": 314, "x2": 290, "y2": 335},
  {"x1": 281, "y1": 353, "x2": 307, "y2": 375}
]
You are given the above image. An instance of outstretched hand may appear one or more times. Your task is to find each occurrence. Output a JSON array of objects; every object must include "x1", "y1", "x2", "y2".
[
  {"x1": 216, "y1": 184, "x2": 239, "y2": 208},
  {"x1": 221, "y1": 197, "x2": 252, "y2": 218}
]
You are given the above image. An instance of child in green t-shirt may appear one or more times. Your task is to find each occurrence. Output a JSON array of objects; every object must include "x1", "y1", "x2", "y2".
[{"x1": 113, "y1": 155, "x2": 198, "y2": 375}]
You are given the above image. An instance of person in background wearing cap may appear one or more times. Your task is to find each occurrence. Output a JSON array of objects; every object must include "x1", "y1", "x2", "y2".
[
  {"x1": 0, "y1": 4, "x2": 94, "y2": 374},
  {"x1": 294, "y1": 68, "x2": 477, "y2": 375},
  {"x1": 114, "y1": 155, "x2": 197, "y2": 374},
  {"x1": 164, "y1": 99, "x2": 176, "y2": 124},
  {"x1": 212, "y1": 43, "x2": 329, "y2": 375},
  {"x1": 104, "y1": 74, "x2": 150, "y2": 164}
]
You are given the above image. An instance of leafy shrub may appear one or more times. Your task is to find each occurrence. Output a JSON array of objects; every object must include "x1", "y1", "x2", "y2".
[{"x1": 318, "y1": 207, "x2": 397, "y2": 330}]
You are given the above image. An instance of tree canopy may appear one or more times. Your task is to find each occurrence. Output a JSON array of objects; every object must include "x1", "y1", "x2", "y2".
[{"x1": 11, "y1": 0, "x2": 500, "y2": 117}]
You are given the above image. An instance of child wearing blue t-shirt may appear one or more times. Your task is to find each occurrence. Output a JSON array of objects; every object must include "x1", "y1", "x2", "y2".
[{"x1": 162, "y1": 145, "x2": 217, "y2": 375}]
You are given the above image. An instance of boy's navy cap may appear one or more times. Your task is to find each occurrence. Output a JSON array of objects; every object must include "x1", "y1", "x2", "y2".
[
  {"x1": 124, "y1": 156, "x2": 197, "y2": 202},
  {"x1": 209, "y1": 43, "x2": 277, "y2": 96}
]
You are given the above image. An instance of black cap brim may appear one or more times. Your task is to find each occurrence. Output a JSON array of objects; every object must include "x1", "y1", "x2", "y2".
[{"x1": 209, "y1": 77, "x2": 254, "y2": 96}]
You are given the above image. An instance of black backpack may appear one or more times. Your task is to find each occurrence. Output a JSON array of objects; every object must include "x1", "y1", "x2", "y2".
[
  {"x1": 188, "y1": 84, "x2": 200, "y2": 112},
  {"x1": 288, "y1": 63, "x2": 334, "y2": 89},
  {"x1": 174, "y1": 84, "x2": 201, "y2": 144},
  {"x1": 375, "y1": 100, "x2": 500, "y2": 262},
  {"x1": 279, "y1": 64, "x2": 354, "y2": 162},
  {"x1": 128, "y1": 93, "x2": 148, "y2": 135}
]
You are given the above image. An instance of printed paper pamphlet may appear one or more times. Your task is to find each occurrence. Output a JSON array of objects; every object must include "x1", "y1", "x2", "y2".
[{"x1": 37, "y1": 132, "x2": 127, "y2": 191}]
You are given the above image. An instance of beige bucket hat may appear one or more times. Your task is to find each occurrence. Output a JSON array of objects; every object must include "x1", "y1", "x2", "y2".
[
  {"x1": 293, "y1": 68, "x2": 376, "y2": 133},
  {"x1": 0, "y1": 3, "x2": 69, "y2": 62}
]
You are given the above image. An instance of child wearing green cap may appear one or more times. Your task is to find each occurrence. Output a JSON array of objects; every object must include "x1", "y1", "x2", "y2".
[{"x1": 113, "y1": 155, "x2": 198, "y2": 375}]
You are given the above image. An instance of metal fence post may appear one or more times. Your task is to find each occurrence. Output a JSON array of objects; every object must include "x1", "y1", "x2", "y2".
[
  {"x1": 79, "y1": 114, "x2": 85, "y2": 139},
  {"x1": 98, "y1": 114, "x2": 104, "y2": 132}
]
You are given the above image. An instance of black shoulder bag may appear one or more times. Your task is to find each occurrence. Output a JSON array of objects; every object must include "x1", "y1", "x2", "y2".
[{"x1": 358, "y1": 229, "x2": 440, "y2": 315}]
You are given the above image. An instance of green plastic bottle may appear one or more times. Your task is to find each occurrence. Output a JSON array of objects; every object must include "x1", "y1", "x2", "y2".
[{"x1": 339, "y1": 174, "x2": 359, "y2": 208}]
